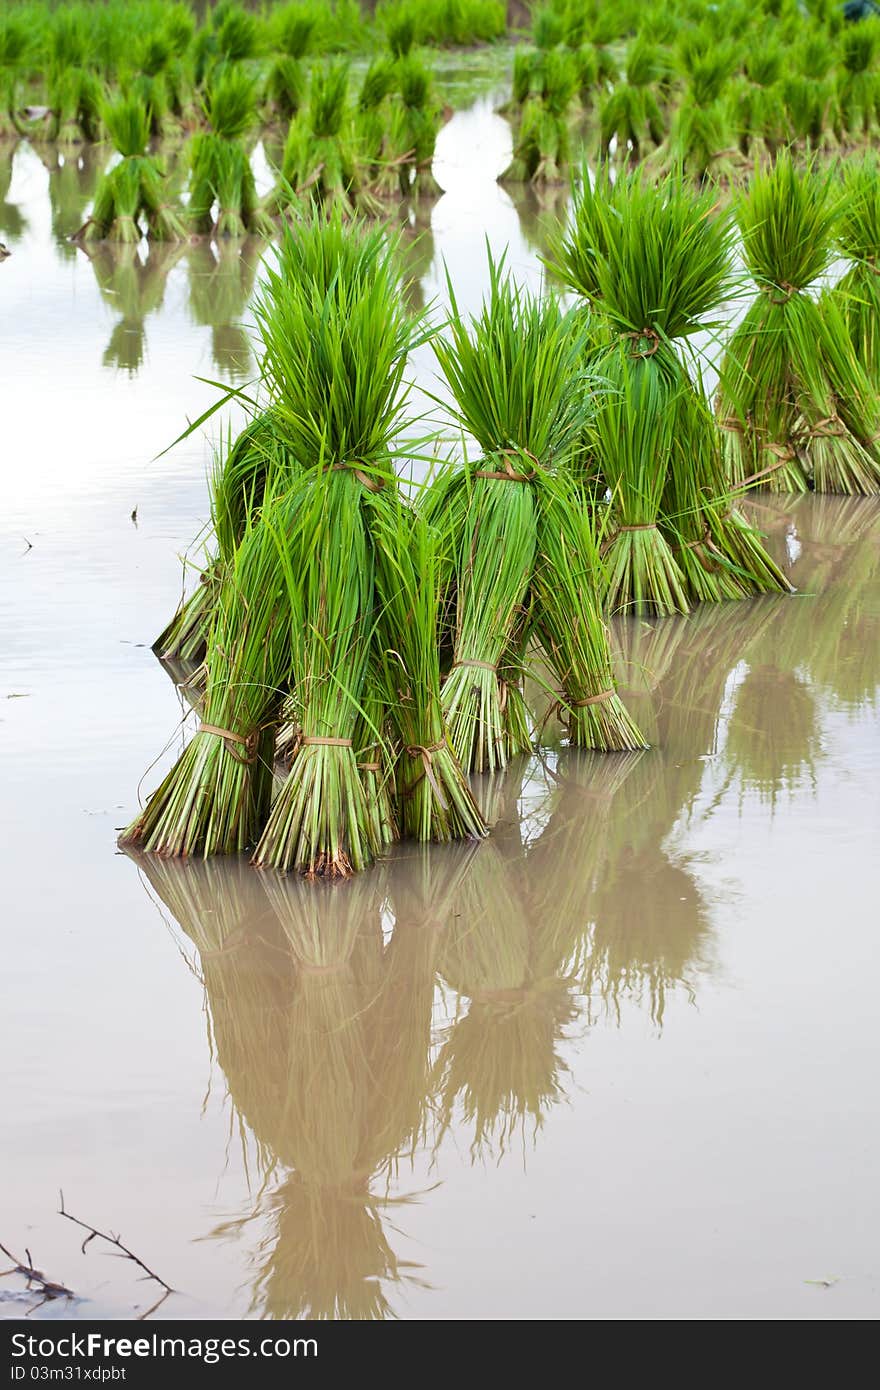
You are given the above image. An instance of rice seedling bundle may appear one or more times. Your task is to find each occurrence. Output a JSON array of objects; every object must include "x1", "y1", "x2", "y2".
[
  {"x1": 836, "y1": 19, "x2": 880, "y2": 143},
  {"x1": 597, "y1": 35, "x2": 667, "y2": 167},
  {"x1": 0, "y1": 15, "x2": 31, "y2": 139},
  {"x1": 393, "y1": 51, "x2": 444, "y2": 199},
  {"x1": 717, "y1": 155, "x2": 880, "y2": 495},
  {"x1": 47, "y1": 65, "x2": 104, "y2": 145},
  {"x1": 427, "y1": 255, "x2": 603, "y2": 771},
  {"x1": 371, "y1": 507, "x2": 487, "y2": 842},
  {"x1": 354, "y1": 57, "x2": 400, "y2": 199},
  {"x1": 264, "y1": 4, "x2": 316, "y2": 120},
  {"x1": 730, "y1": 41, "x2": 787, "y2": 165},
  {"x1": 78, "y1": 95, "x2": 188, "y2": 242},
  {"x1": 263, "y1": 61, "x2": 371, "y2": 217},
  {"x1": 532, "y1": 480, "x2": 647, "y2": 751},
  {"x1": 248, "y1": 212, "x2": 434, "y2": 875},
  {"x1": 498, "y1": 47, "x2": 576, "y2": 185},
  {"x1": 121, "y1": 500, "x2": 292, "y2": 857},
  {"x1": 189, "y1": 66, "x2": 273, "y2": 238},
  {"x1": 551, "y1": 168, "x2": 792, "y2": 606},
  {"x1": 826, "y1": 156, "x2": 880, "y2": 389},
  {"x1": 645, "y1": 43, "x2": 744, "y2": 185}
]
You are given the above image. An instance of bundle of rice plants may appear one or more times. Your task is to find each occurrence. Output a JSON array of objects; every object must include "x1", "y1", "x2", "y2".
[
  {"x1": 354, "y1": 57, "x2": 400, "y2": 200},
  {"x1": 263, "y1": 61, "x2": 371, "y2": 217},
  {"x1": 499, "y1": 48, "x2": 576, "y2": 185},
  {"x1": 371, "y1": 506, "x2": 486, "y2": 842},
  {"x1": 249, "y1": 213, "x2": 422, "y2": 876},
  {"x1": 532, "y1": 479, "x2": 647, "y2": 750},
  {"x1": 154, "y1": 411, "x2": 285, "y2": 664},
  {"x1": 78, "y1": 95, "x2": 188, "y2": 243},
  {"x1": 189, "y1": 66, "x2": 273, "y2": 238},
  {"x1": 121, "y1": 500, "x2": 291, "y2": 857},
  {"x1": 645, "y1": 44, "x2": 744, "y2": 185},
  {"x1": 836, "y1": 18, "x2": 880, "y2": 144},
  {"x1": 717, "y1": 155, "x2": 880, "y2": 495},
  {"x1": 826, "y1": 155, "x2": 880, "y2": 388},
  {"x1": 782, "y1": 73, "x2": 838, "y2": 155},
  {"x1": 426, "y1": 255, "x2": 593, "y2": 772},
  {"x1": 0, "y1": 15, "x2": 31, "y2": 140},
  {"x1": 552, "y1": 167, "x2": 791, "y2": 602},
  {"x1": 597, "y1": 35, "x2": 667, "y2": 166},
  {"x1": 264, "y1": 3, "x2": 315, "y2": 120},
  {"x1": 730, "y1": 40, "x2": 787, "y2": 164},
  {"x1": 47, "y1": 66, "x2": 104, "y2": 145},
  {"x1": 194, "y1": 1, "x2": 261, "y2": 87},
  {"x1": 394, "y1": 51, "x2": 444, "y2": 199}
]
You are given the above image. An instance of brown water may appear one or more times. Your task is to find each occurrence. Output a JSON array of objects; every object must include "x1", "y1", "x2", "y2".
[{"x1": 2, "y1": 94, "x2": 880, "y2": 1321}]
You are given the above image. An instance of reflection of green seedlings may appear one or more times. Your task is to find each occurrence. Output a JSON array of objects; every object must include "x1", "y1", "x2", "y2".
[
  {"x1": 185, "y1": 235, "x2": 261, "y2": 381},
  {"x1": 83, "y1": 239, "x2": 184, "y2": 375},
  {"x1": 0, "y1": 141, "x2": 26, "y2": 240},
  {"x1": 434, "y1": 837, "x2": 577, "y2": 1157},
  {"x1": 45, "y1": 143, "x2": 109, "y2": 252},
  {"x1": 725, "y1": 663, "x2": 821, "y2": 809}
]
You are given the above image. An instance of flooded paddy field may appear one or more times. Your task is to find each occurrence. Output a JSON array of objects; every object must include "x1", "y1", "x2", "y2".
[{"x1": 1, "y1": 89, "x2": 879, "y2": 1322}]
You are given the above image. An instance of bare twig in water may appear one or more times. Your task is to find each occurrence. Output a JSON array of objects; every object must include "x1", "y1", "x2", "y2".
[
  {"x1": 0, "y1": 1239, "x2": 74, "y2": 1304},
  {"x1": 58, "y1": 1191, "x2": 175, "y2": 1297}
]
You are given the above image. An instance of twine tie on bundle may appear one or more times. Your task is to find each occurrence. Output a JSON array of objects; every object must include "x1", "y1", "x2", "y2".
[
  {"x1": 474, "y1": 448, "x2": 539, "y2": 483},
  {"x1": 617, "y1": 523, "x2": 658, "y2": 532},
  {"x1": 572, "y1": 689, "x2": 615, "y2": 708},
  {"x1": 404, "y1": 740, "x2": 448, "y2": 807},
  {"x1": 332, "y1": 461, "x2": 385, "y2": 491},
  {"x1": 810, "y1": 414, "x2": 848, "y2": 439},
  {"x1": 289, "y1": 734, "x2": 354, "y2": 758},
  {"x1": 452, "y1": 659, "x2": 498, "y2": 672},
  {"x1": 198, "y1": 722, "x2": 259, "y2": 765},
  {"x1": 764, "y1": 280, "x2": 798, "y2": 305},
  {"x1": 622, "y1": 327, "x2": 660, "y2": 358}
]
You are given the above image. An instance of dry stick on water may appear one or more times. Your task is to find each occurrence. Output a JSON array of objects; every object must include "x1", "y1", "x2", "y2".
[
  {"x1": 0, "y1": 1239, "x2": 74, "y2": 1306},
  {"x1": 58, "y1": 1191, "x2": 175, "y2": 1312}
]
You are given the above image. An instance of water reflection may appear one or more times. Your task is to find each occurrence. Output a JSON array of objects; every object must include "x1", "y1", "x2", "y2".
[
  {"x1": 185, "y1": 237, "x2": 266, "y2": 382},
  {"x1": 42, "y1": 142, "x2": 110, "y2": 256},
  {"x1": 80, "y1": 241, "x2": 186, "y2": 375},
  {"x1": 0, "y1": 140, "x2": 27, "y2": 244}
]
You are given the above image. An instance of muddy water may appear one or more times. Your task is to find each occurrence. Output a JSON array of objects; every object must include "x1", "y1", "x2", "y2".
[{"x1": 2, "y1": 95, "x2": 880, "y2": 1321}]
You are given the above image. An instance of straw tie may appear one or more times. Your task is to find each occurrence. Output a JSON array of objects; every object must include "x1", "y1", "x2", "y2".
[
  {"x1": 622, "y1": 327, "x2": 660, "y2": 358},
  {"x1": 452, "y1": 659, "x2": 498, "y2": 672},
  {"x1": 474, "y1": 448, "x2": 539, "y2": 483},
  {"x1": 289, "y1": 733, "x2": 354, "y2": 758},
  {"x1": 810, "y1": 414, "x2": 848, "y2": 439},
  {"x1": 405, "y1": 740, "x2": 449, "y2": 807},
  {"x1": 763, "y1": 280, "x2": 798, "y2": 305},
  {"x1": 617, "y1": 523, "x2": 658, "y2": 532},
  {"x1": 572, "y1": 689, "x2": 615, "y2": 708},
  {"x1": 736, "y1": 444, "x2": 798, "y2": 489},
  {"x1": 198, "y1": 722, "x2": 259, "y2": 765},
  {"x1": 332, "y1": 461, "x2": 385, "y2": 491}
]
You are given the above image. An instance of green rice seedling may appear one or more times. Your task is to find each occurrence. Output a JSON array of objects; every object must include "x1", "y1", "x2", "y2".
[
  {"x1": 598, "y1": 36, "x2": 667, "y2": 166},
  {"x1": 121, "y1": 504, "x2": 291, "y2": 858},
  {"x1": 782, "y1": 73, "x2": 838, "y2": 155},
  {"x1": 154, "y1": 412, "x2": 285, "y2": 664},
  {"x1": 384, "y1": 4, "x2": 417, "y2": 58},
  {"x1": 826, "y1": 155, "x2": 880, "y2": 389},
  {"x1": 354, "y1": 56, "x2": 398, "y2": 197},
  {"x1": 0, "y1": 14, "x2": 31, "y2": 139},
  {"x1": 532, "y1": 5, "x2": 565, "y2": 51},
  {"x1": 730, "y1": 41, "x2": 787, "y2": 164},
  {"x1": 263, "y1": 61, "x2": 370, "y2": 217},
  {"x1": 718, "y1": 155, "x2": 880, "y2": 495},
  {"x1": 499, "y1": 49, "x2": 576, "y2": 185},
  {"x1": 427, "y1": 254, "x2": 593, "y2": 771},
  {"x1": 189, "y1": 66, "x2": 273, "y2": 237},
  {"x1": 553, "y1": 167, "x2": 791, "y2": 600},
  {"x1": 264, "y1": 4, "x2": 316, "y2": 120},
  {"x1": 394, "y1": 50, "x2": 445, "y2": 199},
  {"x1": 249, "y1": 213, "x2": 421, "y2": 875},
  {"x1": 646, "y1": 45, "x2": 744, "y2": 185},
  {"x1": 532, "y1": 479, "x2": 647, "y2": 750},
  {"x1": 46, "y1": 66, "x2": 104, "y2": 145},
  {"x1": 194, "y1": 1, "x2": 261, "y2": 88},
  {"x1": 370, "y1": 506, "x2": 486, "y2": 842},
  {"x1": 836, "y1": 18, "x2": 880, "y2": 144},
  {"x1": 79, "y1": 94, "x2": 188, "y2": 242}
]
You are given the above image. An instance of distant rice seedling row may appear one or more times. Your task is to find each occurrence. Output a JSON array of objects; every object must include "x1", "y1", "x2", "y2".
[{"x1": 500, "y1": 0, "x2": 880, "y2": 188}]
